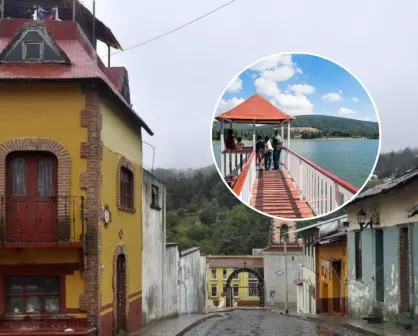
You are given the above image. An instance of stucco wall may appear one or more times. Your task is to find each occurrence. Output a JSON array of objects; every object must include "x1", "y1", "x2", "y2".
[
  {"x1": 178, "y1": 248, "x2": 207, "y2": 315},
  {"x1": 347, "y1": 180, "x2": 418, "y2": 231},
  {"x1": 263, "y1": 250, "x2": 303, "y2": 305},
  {"x1": 347, "y1": 230, "x2": 374, "y2": 318},
  {"x1": 0, "y1": 83, "x2": 87, "y2": 312},
  {"x1": 100, "y1": 98, "x2": 143, "y2": 309},
  {"x1": 142, "y1": 171, "x2": 207, "y2": 325},
  {"x1": 142, "y1": 171, "x2": 166, "y2": 324},
  {"x1": 163, "y1": 244, "x2": 180, "y2": 318}
]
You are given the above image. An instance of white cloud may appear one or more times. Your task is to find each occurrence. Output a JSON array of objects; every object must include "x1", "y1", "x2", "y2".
[
  {"x1": 322, "y1": 92, "x2": 342, "y2": 102},
  {"x1": 276, "y1": 93, "x2": 314, "y2": 115},
  {"x1": 339, "y1": 90, "x2": 343, "y2": 95},
  {"x1": 339, "y1": 107, "x2": 356, "y2": 115},
  {"x1": 353, "y1": 97, "x2": 360, "y2": 102},
  {"x1": 289, "y1": 84, "x2": 315, "y2": 95},
  {"x1": 250, "y1": 54, "x2": 295, "y2": 71},
  {"x1": 226, "y1": 77, "x2": 243, "y2": 93},
  {"x1": 254, "y1": 77, "x2": 280, "y2": 97},
  {"x1": 216, "y1": 97, "x2": 245, "y2": 114}
]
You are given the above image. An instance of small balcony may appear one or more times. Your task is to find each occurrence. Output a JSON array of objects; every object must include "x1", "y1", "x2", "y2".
[{"x1": 0, "y1": 196, "x2": 86, "y2": 250}]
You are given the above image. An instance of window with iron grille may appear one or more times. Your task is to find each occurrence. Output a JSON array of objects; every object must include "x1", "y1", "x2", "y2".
[
  {"x1": 355, "y1": 231, "x2": 362, "y2": 280},
  {"x1": 211, "y1": 285, "x2": 217, "y2": 297},
  {"x1": 211, "y1": 269, "x2": 217, "y2": 280},
  {"x1": 222, "y1": 269, "x2": 227, "y2": 280},
  {"x1": 120, "y1": 167, "x2": 134, "y2": 209}
]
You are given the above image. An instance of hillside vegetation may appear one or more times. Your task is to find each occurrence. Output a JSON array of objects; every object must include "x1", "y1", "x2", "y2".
[
  {"x1": 154, "y1": 147, "x2": 416, "y2": 253},
  {"x1": 212, "y1": 115, "x2": 379, "y2": 139}
]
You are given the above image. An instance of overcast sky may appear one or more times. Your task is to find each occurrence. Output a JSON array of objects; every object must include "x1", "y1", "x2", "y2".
[{"x1": 89, "y1": 0, "x2": 418, "y2": 169}]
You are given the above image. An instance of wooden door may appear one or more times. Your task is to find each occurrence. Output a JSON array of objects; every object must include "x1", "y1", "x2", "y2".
[
  {"x1": 375, "y1": 230, "x2": 384, "y2": 302},
  {"x1": 6, "y1": 152, "x2": 58, "y2": 242},
  {"x1": 399, "y1": 227, "x2": 411, "y2": 312},
  {"x1": 116, "y1": 254, "x2": 127, "y2": 334}
]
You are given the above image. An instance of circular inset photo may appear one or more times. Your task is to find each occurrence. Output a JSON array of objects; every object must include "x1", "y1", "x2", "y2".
[{"x1": 211, "y1": 53, "x2": 381, "y2": 220}]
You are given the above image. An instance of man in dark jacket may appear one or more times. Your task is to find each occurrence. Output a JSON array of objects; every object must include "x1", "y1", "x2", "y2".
[{"x1": 272, "y1": 130, "x2": 283, "y2": 170}]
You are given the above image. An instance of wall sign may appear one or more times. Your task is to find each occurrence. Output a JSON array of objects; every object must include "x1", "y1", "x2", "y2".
[{"x1": 102, "y1": 204, "x2": 112, "y2": 228}]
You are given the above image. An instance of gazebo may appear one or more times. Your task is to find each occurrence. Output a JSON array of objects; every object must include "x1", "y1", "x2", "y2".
[{"x1": 215, "y1": 94, "x2": 357, "y2": 219}]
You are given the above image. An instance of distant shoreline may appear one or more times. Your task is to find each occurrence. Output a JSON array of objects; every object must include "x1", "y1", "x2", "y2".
[{"x1": 212, "y1": 137, "x2": 377, "y2": 143}]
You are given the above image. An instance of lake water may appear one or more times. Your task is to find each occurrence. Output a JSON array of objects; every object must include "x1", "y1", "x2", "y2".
[{"x1": 212, "y1": 139, "x2": 379, "y2": 188}]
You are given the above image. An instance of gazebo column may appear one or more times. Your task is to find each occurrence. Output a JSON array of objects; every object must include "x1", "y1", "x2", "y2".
[
  {"x1": 220, "y1": 121, "x2": 225, "y2": 176},
  {"x1": 281, "y1": 124, "x2": 284, "y2": 165},
  {"x1": 252, "y1": 121, "x2": 256, "y2": 151},
  {"x1": 287, "y1": 122, "x2": 290, "y2": 171}
]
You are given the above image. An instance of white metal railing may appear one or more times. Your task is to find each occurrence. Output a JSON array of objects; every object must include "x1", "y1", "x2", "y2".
[
  {"x1": 221, "y1": 148, "x2": 253, "y2": 177},
  {"x1": 281, "y1": 147, "x2": 358, "y2": 216},
  {"x1": 223, "y1": 150, "x2": 256, "y2": 204}
]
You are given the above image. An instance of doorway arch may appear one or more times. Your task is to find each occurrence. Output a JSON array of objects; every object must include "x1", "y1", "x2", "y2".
[{"x1": 225, "y1": 267, "x2": 264, "y2": 307}]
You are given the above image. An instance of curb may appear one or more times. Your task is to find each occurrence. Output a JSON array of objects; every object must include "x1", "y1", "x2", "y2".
[
  {"x1": 268, "y1": 309, "x2": 381, "y2": 336},
  {"x1": 175, "y1": 314, "x2": 224, "y2": 336}
]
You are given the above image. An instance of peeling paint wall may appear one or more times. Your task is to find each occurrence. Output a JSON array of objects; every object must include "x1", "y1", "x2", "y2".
[
  {"x1": 178, "y1": 249, "x2": 208, "y2": 315},
  {"x1": 347, "y1": 227, "x2": 400, "y2": 320},
  {"x1": 263, "y1": 250, "x2": 303, "y2": 305},
  {"x1": 347, "y1": 230, "x2": 374, "y2": 318},
  {"x1": 142, "y1": 171, "x2": 167, "y2": 325},
  {"x1": 163, "y1": 244, "x2": 180, "y2": 318},
  {"x1": 142, "y1": 173, "x2": 207, "y2": 325},
  {"x1": 414, "y1": 224, "x2": 418, "y2": 321}
]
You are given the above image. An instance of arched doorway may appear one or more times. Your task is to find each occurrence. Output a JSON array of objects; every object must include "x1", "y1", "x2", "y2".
[
  {"x1": 115, "y1": 254, "x2": 127, "y2": 334},
  {"x1": 225, "y1": 267, "x2": 264, "y2": 307},
  {"x1": 280, "y1": 224, "x2": 289, "y2": 243}
]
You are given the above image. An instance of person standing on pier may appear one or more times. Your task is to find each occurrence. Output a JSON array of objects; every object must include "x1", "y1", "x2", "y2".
[
  {"x1": 272, "y1": 130, "x2": 284, "y2": 170},
  {"x1": 263, "y1": 136, "x2": 273, "y2": 170}
]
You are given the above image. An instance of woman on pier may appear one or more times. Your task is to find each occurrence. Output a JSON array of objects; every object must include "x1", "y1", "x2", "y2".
[{"x1": 263, "y1": 136, "x2": 273, "y2": 170}]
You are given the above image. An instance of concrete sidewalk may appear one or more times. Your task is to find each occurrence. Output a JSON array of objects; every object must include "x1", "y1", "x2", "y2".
[{"x1": 130, "y1": 314, "x2": 223, "y2": 336}]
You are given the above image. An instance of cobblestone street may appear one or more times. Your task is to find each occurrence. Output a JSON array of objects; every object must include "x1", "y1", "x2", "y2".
[{"x1": 183, "y1": 310, "x2": 363, "y2": 336}]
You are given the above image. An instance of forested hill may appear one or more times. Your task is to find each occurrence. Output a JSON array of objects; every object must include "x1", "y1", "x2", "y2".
[
  {"x1": 152, "y1": 167, "x2": 272, "y2": 255},
  {"x1": 153, "y1": 146, "x2": 418, "y2": 245},
  {"x1": 212, "y1": 115, "x2": 379, "y2": 139}
]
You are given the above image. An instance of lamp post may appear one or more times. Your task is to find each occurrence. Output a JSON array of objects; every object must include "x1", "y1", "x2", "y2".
[
  {"x1": 143, "y1": 141, "x2": 156, "y2": 172},
  {"x1": 281, "y1": 233, "x2": 289, "y2": 314},
  {"x1": 357, "y1": 208, "x2": 371, "y2": 231}
]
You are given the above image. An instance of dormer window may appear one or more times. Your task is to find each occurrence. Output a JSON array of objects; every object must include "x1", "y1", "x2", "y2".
[
  {"x1": 22, "y1": 42, "x2": 43, "y2": 61},
  {"x1": 0, "y1": 24, "x2": 70, "y2": 65}
]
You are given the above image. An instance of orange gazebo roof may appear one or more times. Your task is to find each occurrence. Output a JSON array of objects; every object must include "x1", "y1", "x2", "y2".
[{"x1": 216, "y1": 94, "x2": 295, "y2": 124}]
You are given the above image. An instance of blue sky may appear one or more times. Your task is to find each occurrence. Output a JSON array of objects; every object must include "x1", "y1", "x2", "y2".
[{"x1": 216, "y1": 53, "x2": 377, "y2": 122}]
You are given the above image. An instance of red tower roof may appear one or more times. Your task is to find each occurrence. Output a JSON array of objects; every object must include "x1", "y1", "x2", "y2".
[{"x1": 216, "y1": 94, "x2": 295, "y2": 124}]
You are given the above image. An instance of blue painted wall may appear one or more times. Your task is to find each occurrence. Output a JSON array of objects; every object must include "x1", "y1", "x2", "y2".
[{"x1": 347, "y1": 229, "x2": 374, "y2": 318}]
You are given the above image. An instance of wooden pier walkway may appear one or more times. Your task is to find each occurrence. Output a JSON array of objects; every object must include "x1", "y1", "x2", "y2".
[{"x1": 250, "y1": 168, "x2": 313, "y2": 219}]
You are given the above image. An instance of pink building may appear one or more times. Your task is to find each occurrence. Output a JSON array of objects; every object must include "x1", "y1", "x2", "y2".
[{"x1": 271, "y1": 219, "x2": 296, "y2": 244}]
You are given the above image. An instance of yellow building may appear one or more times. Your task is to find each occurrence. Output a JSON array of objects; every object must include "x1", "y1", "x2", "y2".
[
  {"x1": 316, "y1": 233, "x2": 348, "y2": 316},
  {"x1": 0, "y1": 14, "x2": 152, "y2": 336},
  {"x1": 207, "y1": 256, "x2": 264, "y2": 307}
]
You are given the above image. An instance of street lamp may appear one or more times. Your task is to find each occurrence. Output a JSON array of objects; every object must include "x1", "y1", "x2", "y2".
[
  {"x1": 142, "y1": 141, "x2": 156, "y2": 171},
  {"x1": 357, "y1": 208, "x2": 372, "y2": 231},
  {"x1": 281, "y1": 233, "x2": 289, "y2": 314}
]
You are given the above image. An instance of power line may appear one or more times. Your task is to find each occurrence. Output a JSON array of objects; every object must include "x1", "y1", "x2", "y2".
[
  {"x1": 6, "y1": 0, "x2": 240, "y2": 65},
  {"x1": 110, "y1": 0, "x2": 239, "y2": 56}
]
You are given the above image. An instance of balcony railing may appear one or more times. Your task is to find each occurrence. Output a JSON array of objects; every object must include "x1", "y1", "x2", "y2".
[
  {"x1": 0, "y1": 195, "x2": 85, "y2": 246},
  {"x1": 281, "y1": 147, "x2": 358, "y2": 215}
]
